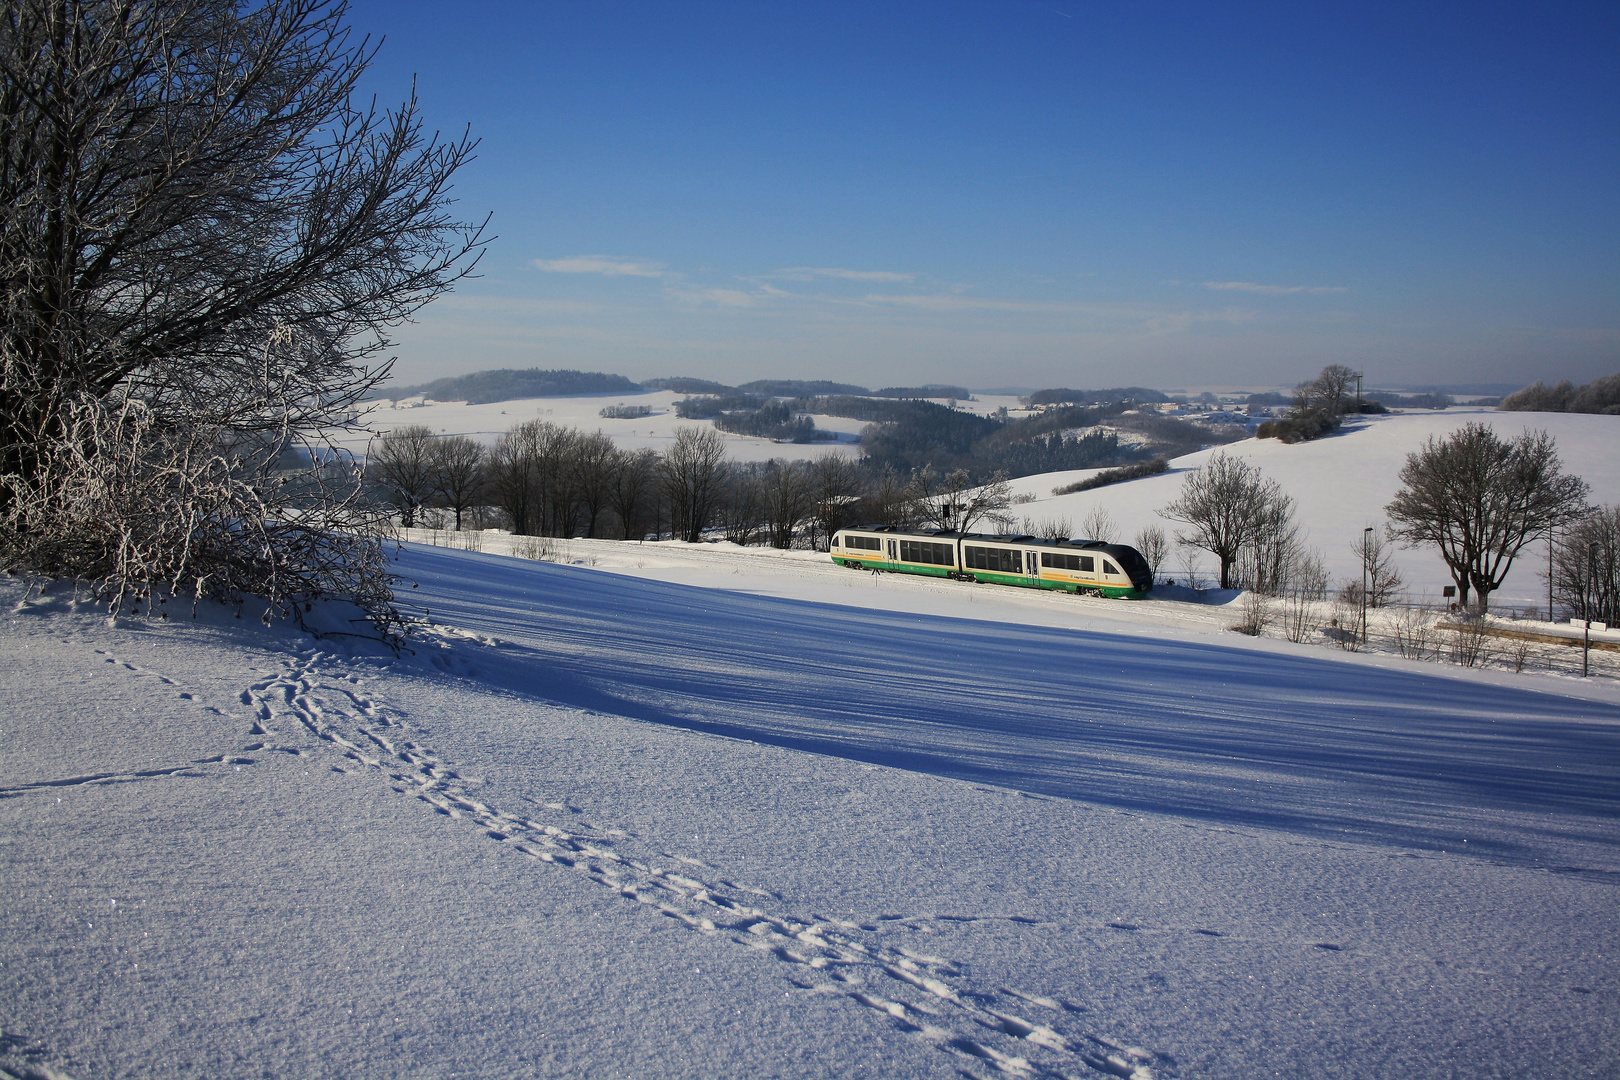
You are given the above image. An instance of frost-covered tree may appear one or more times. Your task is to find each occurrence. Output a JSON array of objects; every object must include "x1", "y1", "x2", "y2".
[{"x1": 0, "y1": 0, "x2": 483, "y2": 633}]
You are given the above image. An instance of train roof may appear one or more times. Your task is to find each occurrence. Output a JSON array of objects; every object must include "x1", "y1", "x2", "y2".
[{"x1": 839, "y1": 525, "x2": 1122, "y2": 551}]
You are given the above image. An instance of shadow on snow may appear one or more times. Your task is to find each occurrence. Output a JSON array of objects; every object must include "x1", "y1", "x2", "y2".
[{"x1": 400, "y1": 545, "x2": 1620, "y2": 878}]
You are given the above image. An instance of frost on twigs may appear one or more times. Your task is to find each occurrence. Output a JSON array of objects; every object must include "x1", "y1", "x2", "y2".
[{"x1": 0, "y1": 393, "x2": 405, "y2": 647}]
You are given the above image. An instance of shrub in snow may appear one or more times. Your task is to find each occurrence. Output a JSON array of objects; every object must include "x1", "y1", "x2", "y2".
[{"x1": 0, "y1": 394, "x2": 402, "y2": 641}]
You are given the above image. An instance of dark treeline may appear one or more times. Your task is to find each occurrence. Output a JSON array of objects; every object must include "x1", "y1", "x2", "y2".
[
  {"x1": 370, "y1": 422, "x2": 693, "y2": 541},
  {"x1": 738, "y1": 379, "x2": 869, "y2": 397},
  {"x1": 367, "y1": 422, "x2": 952, "y2": 551},
  {"x1": 673, "y1": 395, "x2": 829, "y2": 441},
  {"x1": 1365, "y1": 390, "x2": 1454, "y2": 409},
  {"x1": 1052, "y1": 458, "x2": 1170, "y2": 496},
  {"x1": 712, "y1": 403, "x2": 827, "y2": 442},
  {"x1": 1500, "y1": 374, "x2": 1620, "y2": 415},
  {"x1": 872, "y1": 384, "x2": 971, "y2": 399},
  {"x1": 1023, "y1": 387, "x2": 1170, "y2": 406},
  {"x1": 640, "y1": 376, "x2": 734, "y2": 395},
  {"x1": 673, "y1": 395, "x2": 769, "y2": 418}
]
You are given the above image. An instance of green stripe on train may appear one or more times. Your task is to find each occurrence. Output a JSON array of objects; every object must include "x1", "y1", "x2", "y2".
[{"x1": 834, "y1": 556, "x2": 1146, "y2": 599}]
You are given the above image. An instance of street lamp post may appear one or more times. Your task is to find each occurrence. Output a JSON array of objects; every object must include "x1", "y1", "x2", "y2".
[
  {"x1": 1548, "y1": 523, "x2": 1555, "y2": 622},
  {"x1": 1361, "y1": 526, "x2": 1374, "y2": 644},
  {"x1": 1584, "y1": 541, "x2": 1598, "y2": 678}
]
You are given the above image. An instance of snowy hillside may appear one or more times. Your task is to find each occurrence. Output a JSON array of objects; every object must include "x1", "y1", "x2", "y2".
[
  {"x1": 2, "y1": 537, "x2": 1616, "y2": 1079},
  {"x1": 361, "y1": 398, "x2": 1615, "y2": 609},
  {"x1": 347, "y1": 389, "x2": 871, "y2": 464},
  {"x1": 1010, "y1": 408, "x2": 1620, "y2": 608}
]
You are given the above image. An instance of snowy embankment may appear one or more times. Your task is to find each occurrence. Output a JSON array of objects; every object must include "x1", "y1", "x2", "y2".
[{"x1": 2, "y1": 538, "x2": 1617, "y2": 1080}]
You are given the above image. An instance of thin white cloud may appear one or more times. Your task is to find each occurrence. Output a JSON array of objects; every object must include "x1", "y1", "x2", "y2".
[
  {"x1": 1203, "y1": 281, "x2": 1348, "y2": 296},
  {"x1": 858, "y1": 293, "x2": 1259, "y2": 329},
  {"x1": 667, "y1": 286, "x2": 760, "y2": 308},
  {"x1": 772, "y1": 267, "x2": 916, "y2": 283},
  {"x1": 531, "y1": 256, "x2": 668, "y2": 277},
  {"x1": 434, "y1": 296, "x2": 604, "y2": 315}
]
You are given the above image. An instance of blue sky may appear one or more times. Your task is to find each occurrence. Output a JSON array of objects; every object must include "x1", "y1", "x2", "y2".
[{"x1": 346, "y1": 0, "x2": 1618, "y2": 391}]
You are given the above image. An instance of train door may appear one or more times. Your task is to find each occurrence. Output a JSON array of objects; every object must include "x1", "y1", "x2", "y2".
[
  {"x1": 887, "y1": 539, "x2": 897, "y2": 562},
  {"x1": 1027, "y1": 550, "x2": 1039, "y2": 578}
]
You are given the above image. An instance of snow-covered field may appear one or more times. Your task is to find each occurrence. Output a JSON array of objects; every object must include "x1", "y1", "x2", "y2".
[
  {"x1": 350, "y1": 390, "x2": 868, "y2": 464},
  {"x1": 3, "y1": 524, "x2": 1617, "y2": 1079}
]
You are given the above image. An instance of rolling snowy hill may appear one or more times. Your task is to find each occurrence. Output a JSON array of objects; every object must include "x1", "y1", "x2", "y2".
[{"x1": 2, "y1": 534, "x2": 1616, "y2": 1079}]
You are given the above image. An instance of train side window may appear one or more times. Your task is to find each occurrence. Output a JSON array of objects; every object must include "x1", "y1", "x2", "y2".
[
  {"x1": 1080, "y1": 556, "x2": 1094, "y2": 573},
  {"x1": 1103, "y1": 560, "x2": 1120, "y2": 576}
]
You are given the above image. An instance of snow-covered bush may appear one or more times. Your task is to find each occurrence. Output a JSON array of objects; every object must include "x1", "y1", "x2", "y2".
[{"x1": 0, "y1": 394, "x2": 401, "y2": 641}]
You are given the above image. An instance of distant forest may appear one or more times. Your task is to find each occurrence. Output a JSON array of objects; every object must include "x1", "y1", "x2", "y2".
[
  {"x1": 794, "y1": 395, "x2": 1241, "y2": 481},
  {"x1": 375, "y1": 368, "x2": 643, "y2": 403},
  {"x1": 371, "y1": 368, "x2": 1254, "y2": 483},
  {"x1": 645, "y1": 377, "x2": 970, "y2": 399},
  {"x1": 1499, "y1": 374, "x2": 1620, "y2": 415},
  {"x1": 1023, "y1": 387, "x2": 1169, "y2": 406}
]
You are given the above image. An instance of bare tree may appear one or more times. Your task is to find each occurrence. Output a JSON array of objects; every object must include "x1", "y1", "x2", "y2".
[
  {"x1": 532, "y1": 423, "x2": 580, "y2": 537},
  {"x1": 1159, "y1": 452, "x2": 1283, "y2": 590},
  {"x1": 662, "y1": 426, "x2": 727, "y2": 543},
  {"x1": 1349, "y1": 528, "x2": 1404, "y2": 608},
  {"x1": 717, "y1": 466, "x2": 763, "y2": 546},
  {"x1": 607, "y1": 448, "x2": 659, "y2": 541},
  {"x1": 1386, "y1": 424, "x2": 1588, "y2": 612},
  {"x1": 1022, "y1": 516, "x2": 1072, "y2": 542},
  {"x1": 1294, "y1": 363, "x2": 1359, "y2": 420},
  {"x1": 0, "y1": 0, "x2": 483, "y2": 633},
  {"x1": 1134, "y1": 524, "x2": 1167, "y2": 579},
  {"x1": 431, "y1": 435, "x2": 484, "y2": 531},
  {"x1": 1553, "y1": 506, "x2": 1620, "y2": 624},
  {"x1": 487, "y1": 422, "x2": 541, "y2": 536},
  {"x1": 808, "y1": 453, "x2": 862, "y2": 550},
  {"x1": 866, "y1": 464, "x2": 916, "y2": 528},
  {"x1": 369, "y1": 425, "x2": 437, "y2": 527},
  {"x1": 1079, "y1": 505, "x2": 1118, "y2": 543},
  {"x1": 922, "y1": 468, "x2": 1013, "y2": 534},
  {"x1": 760, "y1": 459, "x2": 810, "y2": 549},
  {"x1": 1235, "y1": 488, "x2": 1302, "y2": 596},
  {"x1": 572, "y1": 431, "x2": 618, "y2": 538}
]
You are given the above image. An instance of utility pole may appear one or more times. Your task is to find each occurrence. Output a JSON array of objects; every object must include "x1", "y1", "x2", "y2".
[
  {"x1": 1356, "y1": 371, "x2": 1364, "y2": 412},
  {"x1": 1361, "y1": 526, "x2": 1373, "y2": 644}
]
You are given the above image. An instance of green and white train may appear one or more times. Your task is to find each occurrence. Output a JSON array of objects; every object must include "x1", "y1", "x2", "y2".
[{"x1": 831, "y1": 526, "x2": 1154, "y2": 599}]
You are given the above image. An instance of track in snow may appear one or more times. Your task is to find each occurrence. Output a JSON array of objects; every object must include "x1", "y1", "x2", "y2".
[{"x1": 238, "y1": 647, "x2": 1173, "y2": 1080}]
